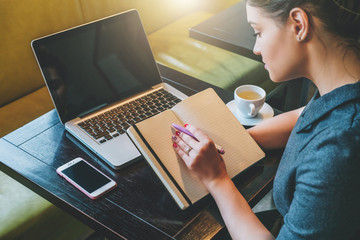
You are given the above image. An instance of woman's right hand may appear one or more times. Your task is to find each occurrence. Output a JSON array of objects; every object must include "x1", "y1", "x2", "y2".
[
  {"x1": 173, "y1": 124, "x2": 274, "y2": 240},
  {"x1": 171, "y1": 124, "x2": 229, "y2": 189}
]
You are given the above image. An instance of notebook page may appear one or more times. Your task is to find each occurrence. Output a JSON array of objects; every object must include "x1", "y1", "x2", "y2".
[
  {"x1": 172, "y1": 88, "x2": 265, "y2": 179},
  {"x1": 135, "y1": 109, "x2": 208, "y2": 203}
]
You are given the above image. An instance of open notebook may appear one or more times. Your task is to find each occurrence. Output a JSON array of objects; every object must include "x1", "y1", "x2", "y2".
[{"x1": 127, "y1": 88, "x2": 265, "y2": 209}]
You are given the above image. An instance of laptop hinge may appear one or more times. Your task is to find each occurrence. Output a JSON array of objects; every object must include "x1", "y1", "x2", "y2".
[{"x1": 78, "y1": 103, "x2": 107, "y2": 118}]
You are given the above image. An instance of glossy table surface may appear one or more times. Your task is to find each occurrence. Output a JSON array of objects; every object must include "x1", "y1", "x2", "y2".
[
  {"x1": 0, "y1": 64, "x2": 282, "y2": 239},
  {"x1": 190, "y1": 1, "x2": 261, "y2": 62}
]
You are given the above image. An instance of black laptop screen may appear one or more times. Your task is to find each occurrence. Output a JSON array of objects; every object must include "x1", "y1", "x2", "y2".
[{"x1": 32, "y1": 10, "x2": 162, "y2": 123}]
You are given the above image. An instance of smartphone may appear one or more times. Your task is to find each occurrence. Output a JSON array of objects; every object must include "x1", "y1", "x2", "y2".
[{"x1": 57, "y1": 157, "x2": 117, "y2": 199}]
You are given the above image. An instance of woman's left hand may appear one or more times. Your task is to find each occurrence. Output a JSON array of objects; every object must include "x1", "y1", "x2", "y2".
[{"x1": 171, "y1": 124, "x2": 228, "y2": 188}]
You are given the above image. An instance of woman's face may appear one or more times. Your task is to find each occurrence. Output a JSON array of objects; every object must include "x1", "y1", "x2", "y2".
[{"x1": 246, "y1": 5, "x2": 305, "y2": 82}]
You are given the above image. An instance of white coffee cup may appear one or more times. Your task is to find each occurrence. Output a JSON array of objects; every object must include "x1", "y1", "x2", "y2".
[{"x1": 234, "y1": 85, "x2": 266, "y2": 118}]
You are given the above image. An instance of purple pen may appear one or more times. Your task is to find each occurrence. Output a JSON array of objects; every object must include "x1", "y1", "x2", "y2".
[
  {"x1": 171, "y1": 123, "x2": 225, "y2": 154},
  {"x1": 172, "y1": 123, "x2": 198, "y2": 140}
]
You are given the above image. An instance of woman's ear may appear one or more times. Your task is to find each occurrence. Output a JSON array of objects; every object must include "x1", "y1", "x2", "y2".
[{"x1": 289, "y1": 7, "x2": 310, "y2": 42}]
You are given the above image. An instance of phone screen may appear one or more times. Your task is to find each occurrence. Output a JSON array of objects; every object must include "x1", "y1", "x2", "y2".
[{"x1": 62, "y1": 160, "x2": 111, "y2": 193}]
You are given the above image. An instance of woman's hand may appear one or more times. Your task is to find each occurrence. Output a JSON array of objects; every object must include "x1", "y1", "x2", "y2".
[
  {"x1": 172, "y1": 124, "x2": 274, "y2": 240},
  {"x1": 171, "y1": 124, "x2": 228, "y2": 188}
]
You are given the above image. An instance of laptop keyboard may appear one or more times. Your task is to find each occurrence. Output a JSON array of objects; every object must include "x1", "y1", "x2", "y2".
[{"x1": 77, "y1": 89, "x2": 181, "y2": 144}]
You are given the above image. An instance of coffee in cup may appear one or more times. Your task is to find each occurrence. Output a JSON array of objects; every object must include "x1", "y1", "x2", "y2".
[{"x1": 234, "y1": 85, "x2": 266, "y2": 118}]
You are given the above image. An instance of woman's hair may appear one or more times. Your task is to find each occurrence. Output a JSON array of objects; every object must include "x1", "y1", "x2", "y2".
[{"x1": 246, "y1": 0, "x2": 360, "y2": 54}]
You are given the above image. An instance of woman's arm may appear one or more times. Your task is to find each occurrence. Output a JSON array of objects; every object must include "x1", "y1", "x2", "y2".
[
  {"x1": 172, "y1": 125, "x2": 274, "y2": 240},
  {"x1": 206, "y1": 175, "x2": 274, "y2": 240},
  {"x1": 171, "y1": 107, "x2": 303, "y2": 239},
  {"x1": 247, "y1": 107, "x2": 304, "y2": 150}
]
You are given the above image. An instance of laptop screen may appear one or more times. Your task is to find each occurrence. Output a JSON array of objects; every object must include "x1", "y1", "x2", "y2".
[{"x1": 32, "y1": 10, "x2": 162, "y2": 124}]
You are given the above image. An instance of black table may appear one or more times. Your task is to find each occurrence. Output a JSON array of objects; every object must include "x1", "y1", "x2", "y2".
[
  {"x1": 0, "y1": 65, "x2": 282, "y2": 240},
  {"x1": 190, "y1": 1, "x2": 259, "y2": 62}
]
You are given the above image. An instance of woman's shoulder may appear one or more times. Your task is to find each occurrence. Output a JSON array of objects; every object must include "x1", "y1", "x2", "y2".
[
  {"x1": 318, "y1": 94, "x2": 360, "y2": 131},
  {"x1": 298, "y1": 100, "x2": 360, "y2": 167},
  {"x1": 298, "y1": 116, "x2": 360, "y2": 176},
  {"x1": 297, "y1": 82, "x2": 360, "y2": 135}
]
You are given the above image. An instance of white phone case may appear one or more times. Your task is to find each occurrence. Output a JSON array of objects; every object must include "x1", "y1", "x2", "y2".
[{"x1": 57, "y1": 157, "x2": 117, "y2": 199}]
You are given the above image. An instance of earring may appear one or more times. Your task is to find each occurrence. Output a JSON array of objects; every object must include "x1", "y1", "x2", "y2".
[{"x1": 297, "y1": 36, "x2": 302, "y2": 41}]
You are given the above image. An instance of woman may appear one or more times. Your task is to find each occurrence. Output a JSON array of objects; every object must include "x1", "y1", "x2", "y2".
[{"x1": 171, "y1": 0, "x2": 360, "y2": 239}]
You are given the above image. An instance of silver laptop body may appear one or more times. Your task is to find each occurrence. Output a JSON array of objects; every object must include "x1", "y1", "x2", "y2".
[{"x1": 31, "y1": 10, "x2": 187, "y2": 170}]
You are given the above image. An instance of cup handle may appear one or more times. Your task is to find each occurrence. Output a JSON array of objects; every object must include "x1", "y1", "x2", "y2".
[{"x1": 249, "y1": 103, "x2": 256, "y2": 117}]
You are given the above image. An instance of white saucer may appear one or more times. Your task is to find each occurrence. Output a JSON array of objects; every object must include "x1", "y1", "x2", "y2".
[{"x1": 226, "y1": 100, "x2": 274, "y2": 126}]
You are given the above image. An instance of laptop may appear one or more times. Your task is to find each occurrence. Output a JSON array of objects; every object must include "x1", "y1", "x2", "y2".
[{"x1": 31, "y1": 9, "x2": 188, "y2": 170}]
